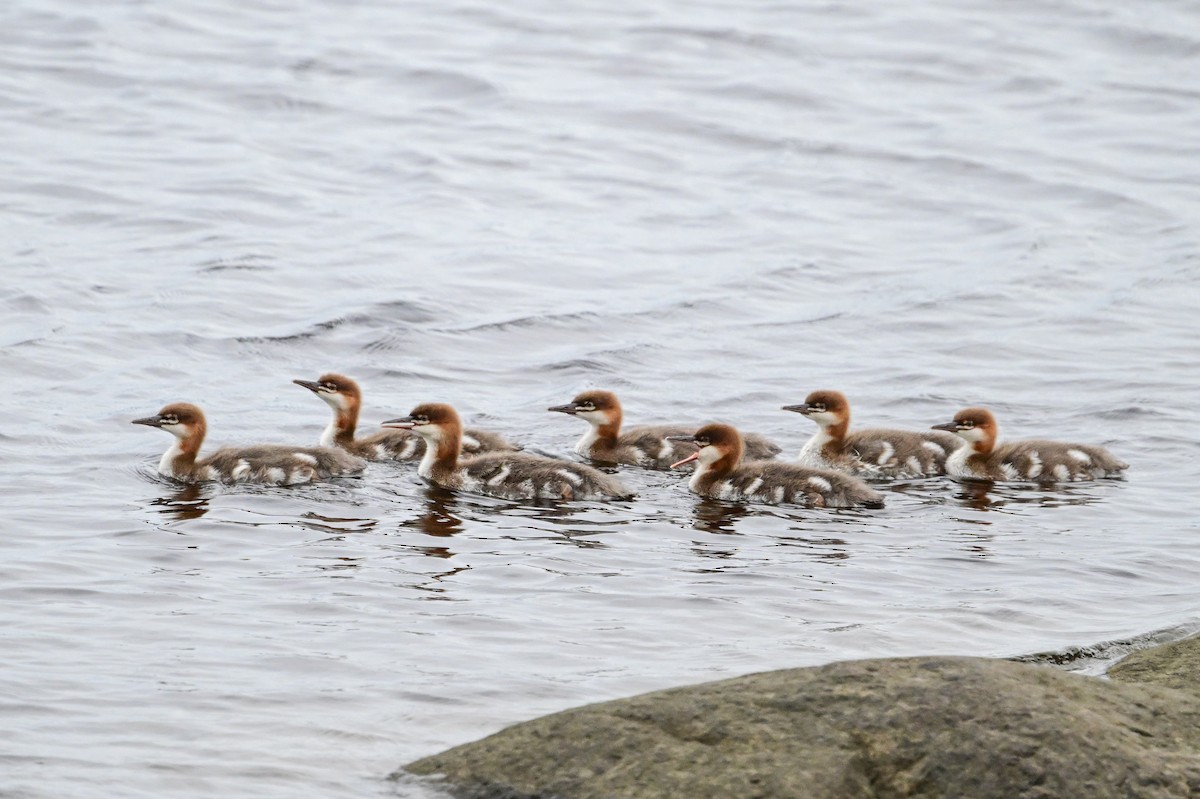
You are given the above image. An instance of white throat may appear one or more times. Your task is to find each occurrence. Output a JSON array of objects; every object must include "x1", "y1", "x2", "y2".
[
  {"x1": 415, "y1": 428, "x2": 442, "y2": 478},
  {"x1": 945, "y1": 429, "x2": 992, "y2": 476},
  {"x1": 571, "y1": 411, "x2": 610, "y2": 454},
  {"x1": 797, "y1": 428, "x2": 834, "y2": 465},
  {"x1": 319, "y1": 392, "x2": 347, "y2": 411},
  {"x1": 945, "y1": 440, "x2": 972, "y2": 476},
  {"x1": 158, "y1": 436, "x2": 185, "y2": 477},
  {"x1": 319, "y1": 419, "x2": 339, "y2": 448},
  {"x1": 574, "y1": 426, "x2": 600, "y2": 455},
  {"x1": 687, "y1": 447, "x2": 722, "y2": 491}
]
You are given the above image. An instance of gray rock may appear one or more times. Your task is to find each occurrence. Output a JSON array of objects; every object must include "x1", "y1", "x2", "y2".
[
  {"x1": 403, "y1": 647, "x2": 1200, "y2": 799},
  {"x1": 1109, "y1": 633, "x2": 1200, "y2": 693}
]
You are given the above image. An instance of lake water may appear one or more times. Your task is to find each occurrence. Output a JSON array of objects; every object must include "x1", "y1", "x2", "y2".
[{"x1": 2, "y1": 0, "x2": 1199, "y2": 796}]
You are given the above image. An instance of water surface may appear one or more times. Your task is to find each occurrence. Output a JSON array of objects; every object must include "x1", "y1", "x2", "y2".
[{"x1": 3, "y1": 0, "x2": 1200, "y2": 796}]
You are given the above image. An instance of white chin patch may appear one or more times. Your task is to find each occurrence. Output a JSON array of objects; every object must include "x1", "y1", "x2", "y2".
[
  {"x1": 163, "y1": 423, "x2": 188, "y2": 439},
  {"x1": 319, "y1": 392, "x2": 347, "y2": 410},
  {"x1": 698, "y1": 446, "x2": 723, "y2": 465},
  {"x1": 576, "y1": 410, "x2": 609, "y2": 425},
  {"x1": 958, "y1": 427, "x2": 986, "y2": 443},
  {"x1": 810, "y1": 411, "x2": 839, "y2": 426},
  {"x1": 414, "y1": 424, "x2": 442, "y2": 442}
]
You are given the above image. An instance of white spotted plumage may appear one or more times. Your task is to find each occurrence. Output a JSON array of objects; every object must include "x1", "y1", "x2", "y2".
[
  {"x1": 875, "y1": 441, "x2": 895, "y2": 466},
  {"x1": 1067, "y1": 448, "x2": 1091, "y2": 464},
  {"x1": 807, "y1": 475, "x2": 833, "y2": 493}
]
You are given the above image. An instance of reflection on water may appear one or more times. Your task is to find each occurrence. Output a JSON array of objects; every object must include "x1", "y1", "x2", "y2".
[
  {"x1": 150, "y1": 482, "x2": 210, "y2": 522},
  {"x1": 314, "y1": 556, "x2": 364, "y2": 573},
  {"x1": 301, "y1": 512, "x2": 379, "y2": 536},
  {"x1": 413, "y1": 565, "x2": 472, "y2": 598},
  {"x1": 689, "y1": 497, "x2": 748, "y2": 535},
  {"x1": 401, "y1": 486, "x2": 465, "y2": 538},
  {"x1": 948, "y1": 527, "x2": 995, "y2": 559},
  {"x1": 948, "y1": 480, "x2": 1119, "y2": 512},
  {"x1": 775, "y1": 534, "x2": 852, "y2": 562}
]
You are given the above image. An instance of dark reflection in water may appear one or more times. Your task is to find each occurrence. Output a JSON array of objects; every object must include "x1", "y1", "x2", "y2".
[
  {"x1": 776, "y1": 534, "x2": 852, "y2": 562},
  {"x1": 480, "y1": 494, "x2": 630, "y2": 545},
  {"x1": 401, "y1": 486, "x2": 465, "y2": 538},
  {"x1": 300, "y1": 512, "x2": 379, "y2": 536},
  {"x1": 687, "y1": 501, "x2": 768, "y2": 564},
  {"x1": 948, "y1": 528, "x2": 995, "y2": 559},
  {"x1": 689, "y1": 497, "x2": 748, "y2": 535},
  {"x1": 949, "y1": 480, "x2": 1115, "y2": 511},
  {"x1": 314, "y1": 557, "x2": 363, "y2": 574},
  {"x1": 688, "y1": 546, "x2": 740, "y2": 566},
  {"x1": 150, "y1": 483, "x2": 210, "y2": 522},
  {"x1": 413, "y1": 565, "x2": 472, "y2": 598}
]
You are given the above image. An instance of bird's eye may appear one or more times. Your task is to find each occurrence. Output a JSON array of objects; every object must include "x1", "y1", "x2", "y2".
[
  {"x1": 696, "y1": 438, "x2": 709, "y2": 447},
  {"x1": 961, "y1": 421, "x2": 975, "y2": 429},
  {"x1": 322, "y1": 383, "x2": 336, "y2": 391},
  {"x1": 580, "y1": 403, "x2": 594, "y2": 411},
  {"x1": 812, "y1": 404, "x2": 826, "y2": 412},
  {"x1": 163, "y1": 415, "x2": 177, "y2": 424},
  {"x1": 416, "y1": 416, "x2": 428, "y2": 424}
]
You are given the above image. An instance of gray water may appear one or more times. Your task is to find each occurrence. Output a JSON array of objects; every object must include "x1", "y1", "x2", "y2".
[{"x1": 3, "y1": 0, "x2": 1200, "y2": 796}]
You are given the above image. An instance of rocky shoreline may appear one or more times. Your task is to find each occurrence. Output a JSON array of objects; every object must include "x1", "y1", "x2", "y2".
[{"x1": 401, "y1": 633, "x2": 1200, "y2": 799}]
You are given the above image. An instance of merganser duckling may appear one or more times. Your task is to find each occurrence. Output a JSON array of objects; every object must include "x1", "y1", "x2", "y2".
[
  {"x1": 132, "y1": 402, "x2": 365, "y2": 485},
  {"x1": 548, "y1": 390, "x2": 781, "y2": 468},
  {"x1": 383, "y1": 403, "x2": 632, "y2": 501},
  {"x1": 668, "y1": 423, "x2": 884, "y2": 508},
  {"x1": 783, "y1": 390, "x2": 962, "y2": 479},
  {"x1": 932, "y1": 407, "x2": 1128, "y2": 482},
  {"x1": 293, "y1": 373, "x2": 518, "y2": 460}
]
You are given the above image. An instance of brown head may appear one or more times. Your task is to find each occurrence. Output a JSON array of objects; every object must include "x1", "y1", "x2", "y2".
[
  {"x1": 131, "y1": 402, "x2": 207, "y2": 456},
  {"x1": 293, "y1": 373, "x2": 362, "y2": 411},
  {"x1": 382, "y1": 403, "x2": 462, "y2": 464},
  {"x1": 293, "y1": 373, "x2": 363, "y2": 442},
  {"x1": 932, "y1": 407, "x2": 998, "y2": 454},
  {"x1": 667, "y1": 423, "x2": 744, "y2": 474},
  {"x1": 782, "y1": 390, "x2": 851, "y2": 437},
  {"x1": 548, "y1": 390, "x2": 623, "y2": 438}
]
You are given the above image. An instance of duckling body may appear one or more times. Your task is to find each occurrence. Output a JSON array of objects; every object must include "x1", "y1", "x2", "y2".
[
  {"x1": 550, "y1": 390, "x2": 780, "y2": 468},
  {"x1": 934, "y1": 408, "x2": 1127, "y2": 482},
  {"x1": 295, "y1": 373, "x2": 517, "y2": 460},
  {"x1": 133, "y1": 403, "x2": 364, "y2": 485},
  {"x1": 785, "y1": 391, "x2": 961, "y2": 479},
  {"x1": 670, "y1": 423, "x2": 883, "y2": 509},
  {"x1": 385, "y1": 403, "x2": 631, "y2": 501}
]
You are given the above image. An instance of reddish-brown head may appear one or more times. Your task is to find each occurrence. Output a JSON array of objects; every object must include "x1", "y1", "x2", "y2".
[
  {"x1": 548, "y1": 389, "x2": 622, "y2": 424},
  {"x1": 382, "y1": 403, "x2": 460, "y2": 436},
  {"x1": 782, "y1": 390, "x2": 850, "y2": 431},
  {"x1": 382, "y1": 402, "x2": 462, "y2": 465},
  {"x1": 132, "y1": 400, "x2": 207, "y2": 458},
  {"x1": 132, "y1": 402, "x2": 207, "y2": 440},
  {"x1": 293, "y1": 373, "x2": 362, "y2": 410},
  {"x1": 669, "y1": 423, "x2": 744, "y2": 472},
  {"x1": 932, "y1": 407, "x2": 998, "y2": 453}
]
